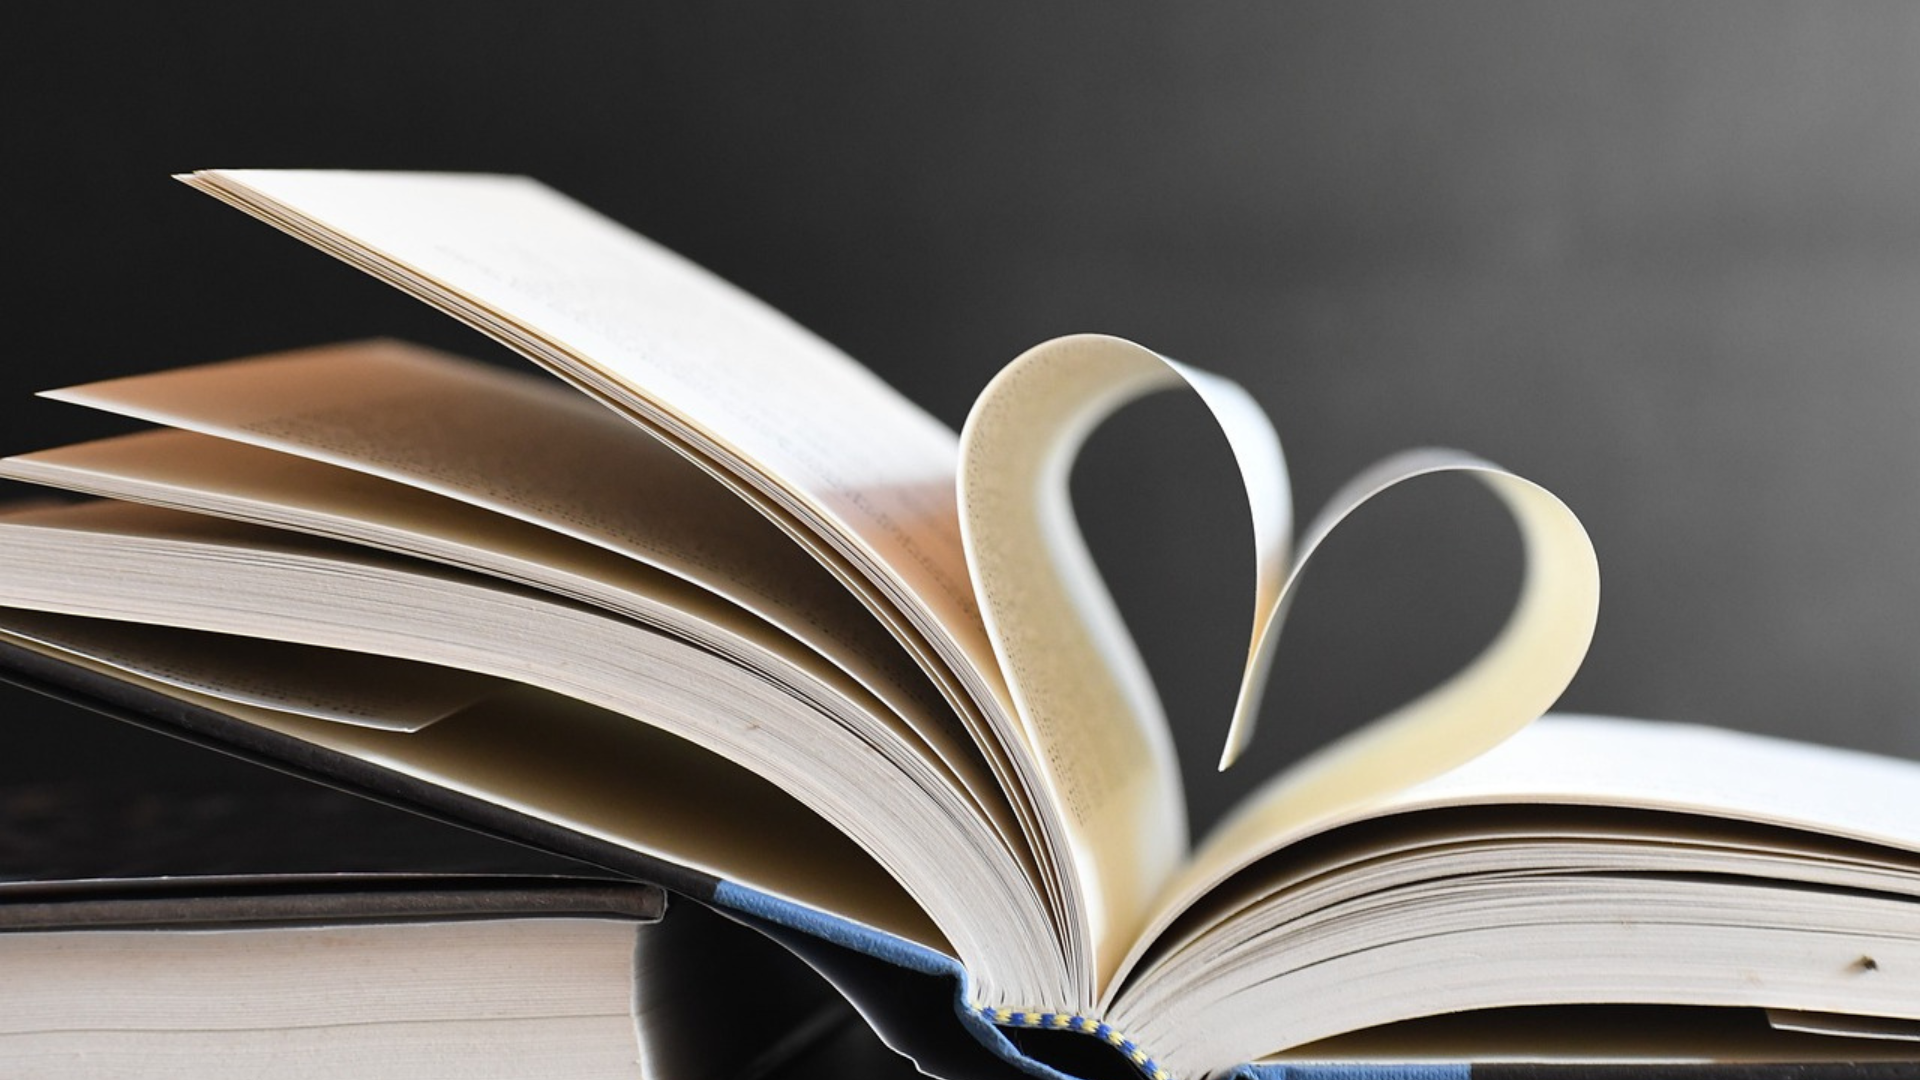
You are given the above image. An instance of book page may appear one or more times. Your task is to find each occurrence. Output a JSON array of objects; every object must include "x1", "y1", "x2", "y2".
[
  {"x1": 1099, "y1": 452, "x2": 1598, "y2": 999},
  {"x1": 35, "y1": 341, "x2": 950, "y2": 741},
  {"x1": 1195, "y1": 452, "x2": 1596, "y2": 857},
  {"x1": 1111, "y1": 720, "x2": 1920, "y2": 1068},
  {"x1": 179, "y1": 171, "x2": 1007, "y2": 718},
  {"x1": 177, "y1": 173, "x2": 1100, "y2": 987},
  {"x1": 1112, "y1": 717, "x2": 1916, "y2": 1024},
  {"x1": 958, "y1": 335, "x2": 1293, "y2": 994},
  {"x1": 0, "y1": 622, "x2": 944, "y2": 948},
  {"x1": 0, "y1": 608, "x2": 497, "y2": 732},
  {"x1": 0, "y1": 500, "x2": 1057, "y2": 994},
  {"x1": 1398, "y1": 714, "x2": 1920, "y2": 852},
  {"x1": 0, "y1": 424, "x2": 1020, "y2": 841}
]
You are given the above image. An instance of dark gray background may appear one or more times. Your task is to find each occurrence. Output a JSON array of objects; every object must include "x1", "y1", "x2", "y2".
[{"x1": 5, "y1": 3, "x2": 1920, "y2": 836}]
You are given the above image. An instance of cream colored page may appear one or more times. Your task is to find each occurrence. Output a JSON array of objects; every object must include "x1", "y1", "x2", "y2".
[
  {"x1": 0, "y1": 608, "x2": 497, "y2": 732},
  {"x1": 0, "y1": 424, "x2": 995, "y2": 808},
  {"x1": 1402, "y1": 714, "x2": 1920, "y2": 852},
  {"x1": 186, "y1": 170, "x2": 1000, "y2": 696},
  {"x1": 0, "y1": 625, "x2": 943, "y2": 949},
  {"x1": 958, "y1": 335, "x2": 1293, "y2": 993},
  {"x1": 1105, "y1": 452, "x2": 1599, "y2": 1002},
  {"x1": 39, "y1": 340, "x2": 940, "y2": 724},
  {"x1": 1196, "y1": 453, "x2": 1597, "y2": 856}
]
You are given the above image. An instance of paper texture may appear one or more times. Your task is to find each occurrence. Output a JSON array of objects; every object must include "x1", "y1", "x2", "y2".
[{"x1": 959, "y1": 334, "x2": 1292, "y2": 994}]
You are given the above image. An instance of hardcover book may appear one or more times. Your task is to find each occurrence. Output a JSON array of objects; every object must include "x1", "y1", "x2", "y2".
[
  {"x1": 0, "y1": 170, "x2": 1916, "y2": 1079},
  {"x1": 0, "y1": 872, "x2": 912, "y2": 1080}
]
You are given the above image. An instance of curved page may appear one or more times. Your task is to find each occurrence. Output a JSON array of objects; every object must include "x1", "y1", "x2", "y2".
[
  {"x1": 1106, "y1": 455, "x2": 1599, "y2": 1002},
  {"x1": 0, "y1": 618, "x2": 935, "y2": 948},
  {"x1": 959, "y1": 334, "x2": 1292, "y2": 995},
  {"x1": 0, "y1": 607, "x2": 497, "y2": 732},
  {"x1": 0, "y1": 501, "x2": 1061, "y2": 994},
  {"x1": 0, "y1": 423, "x2": 1017, "y2": 846},
  {"x1": 35, "y1": 341, "x2": 942, "y2": 740},
  {"x1": 175, "y1": 174, "x2": 1066, "y2": 962},
  {"x1": 177, "y1": 171, "x2": 1010, "y2": 727}
]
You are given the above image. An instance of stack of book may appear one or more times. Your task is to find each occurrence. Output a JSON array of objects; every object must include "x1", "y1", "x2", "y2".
[{"x1": 1, "y1": 170, "x2": 1916, "y2": 1079}]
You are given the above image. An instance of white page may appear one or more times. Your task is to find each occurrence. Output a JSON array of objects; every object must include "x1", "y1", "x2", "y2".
[
  {"x1": 0, "y1": 500, "x2": 1064, "y2": 993},
  {"x1": 181, "y1": 170, "x2": 1006, "y2": 714},
  {"x1": 0, "y1": 608, "x2": 496, "y2": 732},
  {"x1": 958, "y1": 334, "x2": 1293, "y2": 995},
  {"x1": 27, "y1": 345, "x2": 1004, "y2": 814},
  {"x1": 0, "y1": 426, "x2": 1028, "y2": 854},
  {"x1": 37, "y1": 340, "x2": 931, "y2": 720},
  {"x1": 1400, "y1": 714, "x2": 1920, "y2": 852},
  {"x1": 178, "y1": 174, "x2": 1065, "y2": 942}
]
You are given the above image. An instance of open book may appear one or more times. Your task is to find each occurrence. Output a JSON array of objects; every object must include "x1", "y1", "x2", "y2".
[{"x1": 1, "y1": 170, "x2": 1917, "y2": 1079}]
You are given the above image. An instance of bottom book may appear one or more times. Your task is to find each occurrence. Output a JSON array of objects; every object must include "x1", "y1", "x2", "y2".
[
  {"x1": 5, "y1": 876, "x2": 657, "y2": 1078},
  {"x1": 0, "y1": 873, "x2": 916, "y2": 1080}
]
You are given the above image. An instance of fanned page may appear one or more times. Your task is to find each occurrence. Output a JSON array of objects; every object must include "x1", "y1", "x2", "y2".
[
  {"x1": 178, "y1": 171, "x2": 999, "y2": 714},
  {"x1": 958, "y1": 335, "x2": 1294, "y2": 992},
  {"x1": 1103, "y1": 715, "x2": 1920, "y2": 1071},
  {"x1": 1397, "y1": 714, "x2": 1920, "y2": 852},
  {"x1": 955, "y1": 335, "x2": 1599, "y2": 999},
  {"x1": 18, "y1": 340, "x2": 988, "y2": 809},
  {"x1": 0, "y1": 615, "x2": 932, "y2": 946},
  {"x1": 175, "y1": 170, "x2": 1097, "y2": 1004},
  {"x1": 0, "y1": 497, "x2": 1070, "y2": 987},
  {"x1": 0, "y1": 607, "x2": 499, "y2": 733}
]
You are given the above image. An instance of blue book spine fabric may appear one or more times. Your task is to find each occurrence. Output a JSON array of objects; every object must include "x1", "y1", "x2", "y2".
[
  {"x1": 716, "y1": 879, "x2": 1134, "y2": 1080},
  {"x1": 715, "y1": 880, "x2": 1419, "y2": 1080},
  {"x1": 1228, "y1": 1060, "x2": 1466, "y2": 1068}
]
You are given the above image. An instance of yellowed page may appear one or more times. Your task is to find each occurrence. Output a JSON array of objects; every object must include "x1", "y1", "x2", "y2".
[
  {"x1": 958, "y1": 334, "x2": 1293, "y2": 996},
  {"x1": 1101, "y1": 454, "x2": 1598, "y2": 1004},
  {"x1": 1203, "y1": 453, "x2": 1598, "y2": 847}
]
